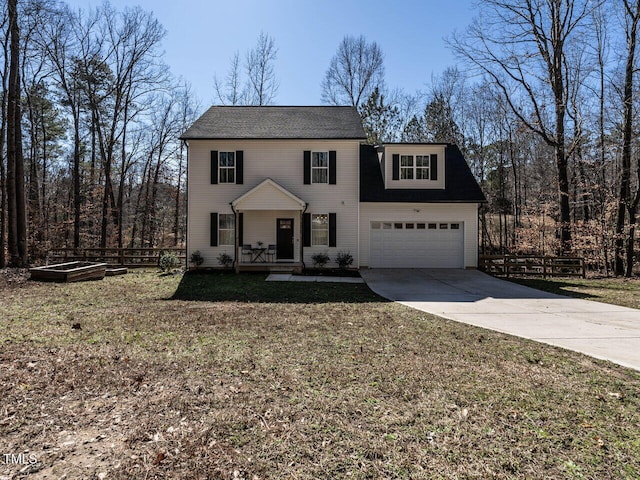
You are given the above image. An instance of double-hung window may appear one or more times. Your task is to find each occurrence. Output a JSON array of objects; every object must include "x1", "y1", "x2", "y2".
[
  {"x1": 400, "y1": 155, "x2": 414, "y2": 179},
  {"x1": 218, "y1": 213, "x2": 235, "y2": 245},
  {"x1": 311, "y1": 213, "x2": 328, "y2": 246},
  {"x1": 312, "y1": 152, "x2": 329, "y2": 184},
  {"x1": 393, "y1": 153, "x2": 437, "y2": 182},
  {"x1": 415, "y1": 155, "x2": 430, "y2": 179},
  {"x1": 219, "y1": 151, "x2": 235, "y2": 183}
]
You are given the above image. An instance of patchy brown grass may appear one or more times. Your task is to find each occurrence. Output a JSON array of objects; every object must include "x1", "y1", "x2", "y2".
[
  {"x1": 1, "y1": 270, "x2": 640, "y2": 479},
  {"x1": 508, "y1": 276, "x2": 640, "y2": 310}
]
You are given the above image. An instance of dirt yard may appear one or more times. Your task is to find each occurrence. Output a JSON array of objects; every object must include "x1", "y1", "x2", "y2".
[{"x1": 1, "y1": 270, "x2": 639, "y2": 479}]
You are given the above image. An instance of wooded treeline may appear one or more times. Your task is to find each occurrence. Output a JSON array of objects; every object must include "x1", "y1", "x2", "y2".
[
  {"x1": 3, "y1": 0, "x2": 640, "y2": 276},
  {"x1": 0, "y1": 0, "x2": 198, "y2": 267}
]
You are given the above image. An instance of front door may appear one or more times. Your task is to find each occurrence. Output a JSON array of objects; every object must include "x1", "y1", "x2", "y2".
[{"x1": 276, "y1": 218, "x2": 294, "y2": 260}]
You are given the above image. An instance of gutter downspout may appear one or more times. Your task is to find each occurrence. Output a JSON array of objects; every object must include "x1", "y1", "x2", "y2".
[
  {"x1": 301, "y1": 203, "x2": 308, "y2": 270},
  {"x1": 183, "y1": 140, "x2": 189, "y2": 270}
]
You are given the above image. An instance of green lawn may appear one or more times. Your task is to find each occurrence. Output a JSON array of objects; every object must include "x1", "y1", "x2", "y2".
[
  {"x1": 508, "y1": 276, "x2": 640, "y2": 310},
  {"x1": 1, "y1": 270, "x2": 639, "y2": 479}
]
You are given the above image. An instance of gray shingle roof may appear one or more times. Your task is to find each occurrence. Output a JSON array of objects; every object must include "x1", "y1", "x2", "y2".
[
  {"x1": 180, "y1": 106, "x2": 366, "y2": 140},
  {"x1": 360, "y1": 144, "x2": 486, "y2": 203}
]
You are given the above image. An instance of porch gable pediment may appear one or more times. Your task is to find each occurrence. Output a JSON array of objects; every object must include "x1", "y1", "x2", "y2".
[{"x1": 231, "y1": 178, "x2": 307, "y2": 211}]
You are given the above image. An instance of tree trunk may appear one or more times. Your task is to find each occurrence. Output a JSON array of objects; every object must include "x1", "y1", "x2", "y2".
[
  {"x1": 553, "y1": 47, "x2": 571, "y2": 254},
  {"x1": 7, "y1": 0, "x2": 28, "y2": 267},
  {"x1": 627, "y1": 202, "x2": 638, "y2": 277},
  {"x1": 596, "y1": 10, "x2": 609, "y2": 275},
  {"x1": 73, "y1": 109, "x2": 81, "y2": 251},
  {"x1": 173, "y1": 140, "x2": 184, "y2": 246},
  {"x1": 0, "y1": 44, "x2": 8, "y2": 268},
  {"x1": 616, "y1": 0, "x2": 640, "y2": 276},
  {"x1": 628, "y1": 140, "x2": 640, "y2": 276},
  {"x1": 129, "y1": 155, "x2": 151, "y2": 249},
  {"x1": 116, "y1": 94, "x2": 131, "y2": 250},
  {"x1": 41, "y1": 110, "x2": 49, "y2": 244}
]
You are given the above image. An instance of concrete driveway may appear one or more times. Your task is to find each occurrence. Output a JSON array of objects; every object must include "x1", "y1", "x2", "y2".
[{"x1": 360, "y1": 268, "x2": 640, "y2": 371}]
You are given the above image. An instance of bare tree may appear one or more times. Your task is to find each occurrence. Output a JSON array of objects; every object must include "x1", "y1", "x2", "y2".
[
  {"x1": 37, "y1": 4, "x2": 92, "y2": 251},
  {"x1": 173, "y1": 83, "x2": 197, "y2": 245},
  {"x1": 213, "y1": 51, "x2": 245, "y2": 105},
  {"x1": 615, "y1": 0, "x2": 640, "y2": 276},
  {"x1": 212, "y1": 33, "x2": 278, "y2": 106},
  {"x1": 0, "y1": 3, "x2": 9, "y2": 267},
  {"x1": 0, "y1": 1, "x2": 193, "y2": 261},
  {"x1": 20, "y1": 1, "x2": 66, "y2": 253},
  {"x1": 591, "y1": 2, "x2": 611, "y2": 275},
  {"x1": 246, "y1": 32, "x2": 278, "y2": 105},
  {"x1": 6, "y1": 0, "x2": 27, "y2": 266},
  {"x1": 321, "y1": 35, "x2": 384, "y2": 107},
  {"x1": 84, "y1": 4, "x2": 166, "y2": 249},
  {"x1": 450, "y1": 0, "x2": 601, "y2": 254}
]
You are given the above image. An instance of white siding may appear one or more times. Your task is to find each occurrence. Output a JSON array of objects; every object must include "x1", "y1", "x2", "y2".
[
  {"x1": 187, "y1": 139, "x2": 360, "y2": 268},
  {"x1": 359, "y1": 203, "x2": 479, "y2": 268}
]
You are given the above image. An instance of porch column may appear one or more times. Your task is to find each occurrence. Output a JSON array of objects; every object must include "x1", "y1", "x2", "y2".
[
  {"x1": 299, "y1": 211, "x2": 303, "y2": 265},
  {"x1": 300, "y1": 206, "x2": 307, "y2": 268},
  {"x1": 234, "y1": 209, "x2": 239, "y2": 273}
]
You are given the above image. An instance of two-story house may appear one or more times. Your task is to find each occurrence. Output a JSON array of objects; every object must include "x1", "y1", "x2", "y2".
[{"x1": 180, "y1": 106, "x2": 485, "y2": 272}]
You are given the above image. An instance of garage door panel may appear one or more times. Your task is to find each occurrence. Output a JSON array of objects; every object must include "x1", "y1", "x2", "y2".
[{"x1": 370, "y1": 221, "x2": 464, "y2": 268}]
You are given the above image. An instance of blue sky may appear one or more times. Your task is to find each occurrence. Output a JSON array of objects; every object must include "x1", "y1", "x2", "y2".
[{"x1": 65, "y1": 0, "x2": 477, "y2": 106}]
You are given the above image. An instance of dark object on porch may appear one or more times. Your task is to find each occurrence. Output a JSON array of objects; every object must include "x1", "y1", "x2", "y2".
[
  {"x1": 250, "y1": 246, "x2": 267, "y2": 263},
  {"x1": 30, "y1": 261, "x2": 107, "y2": 282},
  {"x1": 241, "y1": 244, "x2": 253, "y2": 263},
  {"x1": 266, "y1": 244, "x2": 277, "y2": 262}
]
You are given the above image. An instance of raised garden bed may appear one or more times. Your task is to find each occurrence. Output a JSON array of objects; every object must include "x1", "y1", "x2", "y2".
[
  {"x1": 30, "y1": 261, "x2": 107, "y2": 283},
  {"x1": 105, "y1": 266, "x2": 128, "y2": 276}
]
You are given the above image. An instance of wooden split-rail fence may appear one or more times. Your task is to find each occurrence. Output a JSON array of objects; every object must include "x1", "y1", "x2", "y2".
[
  {"x1": 47, "y1": 247, "x2": 186, "y2": 268},
  {"x1": 479, "y1": 254, "x2": 586, "y2": 278}
]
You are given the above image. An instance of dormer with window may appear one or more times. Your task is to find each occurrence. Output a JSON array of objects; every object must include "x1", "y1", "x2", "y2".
[{"x1": 381, "y1": 144, "x2": 446, "y2": 190}]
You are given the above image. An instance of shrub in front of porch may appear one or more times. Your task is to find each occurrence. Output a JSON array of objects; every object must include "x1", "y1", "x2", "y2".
[
  {"x1": 311, "y1": 252, "x2": 330, "y2": 269},
  {"x1": 335, "y1": 251, "x2": 354, "y2": 270},
  {"x1": 217, "y1": 252, "x2": 233, "y2": 269}
]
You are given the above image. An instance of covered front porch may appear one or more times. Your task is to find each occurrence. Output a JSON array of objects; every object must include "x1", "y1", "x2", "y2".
[{"x1": 232, "y1": 179, "x2": 307, "y2": 273}]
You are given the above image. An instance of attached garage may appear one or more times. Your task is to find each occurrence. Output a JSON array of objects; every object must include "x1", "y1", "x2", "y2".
[
  {"x1": 369, "y1": 221, "x2": 464, "y2": 268},
  {"x1": 359, "y1": 144, "x2": 486, "y2": 269}
]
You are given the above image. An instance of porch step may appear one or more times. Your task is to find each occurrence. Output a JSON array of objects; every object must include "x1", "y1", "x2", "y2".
[{"x1": 237, "y1": 263, "x2": 303, "y2": 273}]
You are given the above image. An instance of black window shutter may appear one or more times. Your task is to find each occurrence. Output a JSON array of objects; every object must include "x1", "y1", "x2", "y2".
[
  {"x1": 303, "y1": 213, "x2": 311, "y2": 246},
  {"x1": 210, "y1": 151, "x2": 218, "y2": 184},
  {"x1": 430, "y1": 154, "x2": 438, "y2": 181},
  {"x1": 235, "y1": 150, "x2": 243, "y2": 184},
  {"x1": 303, "y1": 151, "x2": 311, "y2": 184},
  {"x1": 392, "y1": 154, "x2": 400, "y2": 180},
  {"x1": 210, "y1": 212, "x2": 218, "y2": 246},
  {"x1": 329, "y1": 213, "x2": 337, "y2": 247},
  {"x1": 238, "y1": 212, "x2": 243, "y2": 245},
  {"x1": 329, "y1": 151, "x2": 337, "y2": 184}
]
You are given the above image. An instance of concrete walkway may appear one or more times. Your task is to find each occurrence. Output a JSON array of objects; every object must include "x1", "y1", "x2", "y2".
[
  {"x1": 266, "y1": 273, "x2": 364, "y2": 283},
  {"x1": 360, "y1": 268, "x2": 640, "y2": 371}
]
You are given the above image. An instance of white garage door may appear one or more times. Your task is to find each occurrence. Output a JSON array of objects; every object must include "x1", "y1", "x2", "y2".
[{"x1": 369, "y1": 221, "x2": 464, "y2": 268}]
